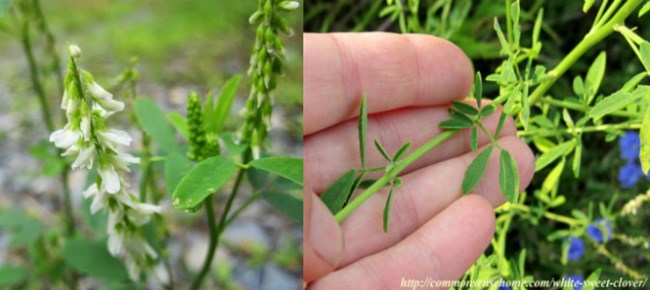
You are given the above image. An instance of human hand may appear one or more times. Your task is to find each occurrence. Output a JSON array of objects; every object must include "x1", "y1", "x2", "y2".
[{"x1": 303, "y1": 33, "x2": 535, "y2": 289}]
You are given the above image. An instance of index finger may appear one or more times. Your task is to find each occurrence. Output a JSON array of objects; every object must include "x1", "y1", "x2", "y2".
[{"x1": 304, "y1": 32, "x2": 474, "y2": 135}]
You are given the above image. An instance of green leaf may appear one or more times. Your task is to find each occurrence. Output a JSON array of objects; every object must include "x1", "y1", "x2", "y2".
[
  {"x1": 439, "y1": 119, "x2": 473, "y2": 129},
  {"x1": 134, "y1": 98, "x2": 178, "y2": 153},
  {"x1": 0, "y1": 208, "x2": 43, "y2": 246},
  {"x1": 164, "y1": 153, "x2": 193, "y2": 195},
  {"x1": 320, "y1": 170, "x2": 357, "y2": 214},
  {"x1": 640, "y1": 2, "x2": 650, "y2": 17},
  {"x1": 583, "y1": 0, "x2": 595, "y2": 12},
  {"x1": 221, "y1": 133, "x2": 247, "y2": 157},
  {"x1": 0, "y1": 265, "x2": 28, "y2": 286},
  {"x1": 532, "y1": 9, "x2": 544, "y2": 45},
  {"x1": 585, "y1": 52, "x2": 606, "y2": 97},
  {"x1": 212, "y1": 75, "x2": 242, "y2": 134},
  {"x1": 249, "y1": 156, "x2": 303, "y2": 186},
  {"x1": 474, "y1": 72, "x2": 483, "y2": 107},
  {"x1": 480, "y1": 104, "x2": 497, "y2": 117},
  {"x1": 499, "y1": 149, "x2": 519, "y2": 203},
  {"x1": 172, "y1": 156, "x2": 236, "y2": 212},
  {"x1": 641, "y1": 105, "x2": 650, "y2": 174},
  {"x1": 493, "y1": 18, "x2": 511, "y2": 55},
  {"x1": 61, "y1": 238, "x2": 129, "y2": 281},
  {"x1": 358, "y1": 94, "x2": 368, "y2": 167},
  {"x1": 452, "y1": 101, "x2": 478, "y2": 115},
  {"x1": 641, "y1": 41, "x2": 650, "y2": 73},
  {"x1": 573, "y1": 138, "x2": 582, "y2": 178},
  {"x1": 461, "y1": 145, "x2": 493, "y2": 194},
  {"x1": 392, "y1": 142, "x2": 411, "y2": 161},
  {"x1": 572, "y1": 76, "x2": 584, "y2": 97},
  {"x1": 535, "y1": 140, "x2": 575, "y2": 171},
  {"x1": 542, "y1": 158, "x2": 565, "y2": 198},
  {"x1": 470, "y1": 127, "x2": 478, "y2": 152},
  {"x1": 383, "y1": 186, "x2": 394, "y2": 233},
  {"x1": 374, "y1": 140, "x2": 391, "y2": 161},
  {"x1": 589, "y1": 86, "x2": 650, "y2": 118},
  {"x1": 582, "y1": 268, "x2": 602, "y2": 290},
  {"x1": 262, "y1": 191, "x2": 302, "y2": 225},
  {"x1": 167, "y1": 112, "x2": 189, "y2": 141}
]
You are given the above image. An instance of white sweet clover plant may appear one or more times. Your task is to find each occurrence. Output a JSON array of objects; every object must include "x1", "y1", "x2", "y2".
[{"x1": 50, "y1": 45, "x2": 160, "y2": 280}]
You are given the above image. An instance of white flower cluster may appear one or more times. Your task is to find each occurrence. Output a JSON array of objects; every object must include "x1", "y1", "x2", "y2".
[
  {"x1": 621, "y1": 189, "x2": 650, "y2": 216},
  {"x1": 50, "y1": 45, "x2": 160, "y2": 280}
]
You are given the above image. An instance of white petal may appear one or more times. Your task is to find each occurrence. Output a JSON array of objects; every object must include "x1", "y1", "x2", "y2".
[
  {"x1": 61, "y1": 144, "x2": 80, "y2": 156},
  {"x1": 80, "y1": 116, "x2": 91, "y2": 141},
  {"x1": 68, "y1": 45, "x2": 81, "y2": 58},
  {"x1": 134, "y1": 203, "x2": 161, "y2": 215},
  {"x1": 71, "y1": 144, "x2": 95, "y2": 169},
  {"x1": 126, "y1": 259, "x2": 140, "y2": 281},
  {"x1": 61, "y1": 91, "x2": 69, "y2": 109},
  {"x1": 154, "y1": 263, "x2": 170, "y2": 285},
  {"x1": 99, "y1": 129, "x2": 132, "y2": 148},
  {"x1": 97, "y1": 98, "x2": 125, "y2": 112},
  {"x1": 143, "y1": 241, "x2": 157, "y2": 259},
  {"x1": 99, "y1": 165, "x2": 120, "y2": 194},
  {"x1": 50, "y1": 128, "x2": 81, "y2": 149},
  {"x1": 88, "y1": 82, "x2": 113, "y2": 100},
  {"x1": 82, "y1": 184, "x2": 99, "y2": 198},
  {"x1": 90, "y1": 195, "x2": 104, "y2": 214},
  {"x1": 108, "y1": 231, "x2": 124, "y2": 256}
]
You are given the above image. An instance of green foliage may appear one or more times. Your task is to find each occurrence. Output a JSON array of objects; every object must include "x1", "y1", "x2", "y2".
[
  {"x1": 28, "y1": 140, "x2": 65, "y2": 176},
  {"x1": 164, "y1": 152, "x2": 193, "y2": 194},
  {"x1": 358, "y1": 94, "x2": 368, "y2": 167},
  {"x1": 167, "y1": 112, "x2": 189, "y2": 141},
  {"x1": 462, "y1": 145, "x2": 494, "y2": 194},
  {"x1": 210, "y1": 75, "x2": 242, "y2": 134},
  {"x1": 248, "y1": 156, "x2": 303, "y2": 186},
  {"x1": 172, "y1": 156, "x2": 236, "y2": 212},
  {"x1": 498, "y1": 149, "x2": 519, "y2": 203},
  {"x1": 134, "y1": 98, "x2": 179, "y2": 154},
  {"x1": 61, "y1": 238, "x2": 129, "y2": 282},
  {"x1": 186, "y1": 92, "x2": 220, "y2": 161},
  {"x1": 320, "y1": 169, "x2": 356, "y2": 214},
  {"x1": 0, "y1": 265, "x2": 29, "y2": 287},
  {"x1": 0, "y1": 208, "x2": 44, "y2": 247},
  {"x1": 261, "y1": 191, "x2": 302, "y2": 225}
]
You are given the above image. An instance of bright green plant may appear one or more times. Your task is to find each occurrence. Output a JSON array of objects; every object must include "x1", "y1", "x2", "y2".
[{"x1": 316, "y1": 0, "x2": 650, "y2": 286}]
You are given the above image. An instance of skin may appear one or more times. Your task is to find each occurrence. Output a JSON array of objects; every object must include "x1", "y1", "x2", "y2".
[{"x1": 303, "y1": 33, "x2": 536, "y2": 289}]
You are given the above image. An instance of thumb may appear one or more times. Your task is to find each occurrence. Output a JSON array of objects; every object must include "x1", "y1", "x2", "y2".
[{"x1": 303, "y1": 188, "x2": 344, "y2": 283}]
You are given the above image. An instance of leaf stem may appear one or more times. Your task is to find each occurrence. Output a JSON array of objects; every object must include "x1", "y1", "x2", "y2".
[
  {"x1": 506, "y1": 203, "x2": 585, "y2": 226},
  {"x1": 528, "y1": 0, "x2": 644, "y2": 105},
  {"x1": 539, "y1": 96, "x2": 641, "y2": 118},
  {"x1": 335, "y1": 130, "x2": 459, "y2": 222},
  {"x1": 518, "y1": 122, "x2": 641, "y2": 137}
]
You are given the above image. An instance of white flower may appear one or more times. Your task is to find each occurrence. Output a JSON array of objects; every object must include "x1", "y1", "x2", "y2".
[
  {"x1": 279, "y1": 1, "x2": 300, "y2": 10},
  {"x1": 88, "y1": 82, "x2": 124, "y2": 112},
  {"x1": 154, "y1": 263, "x2": 170, "y2": 285},
  {"x1": 129, "y1": 203, "x2": 161, "y2": 226},
  {"x1": 98, "y1": 129, "x2": 132, "y2": 151},
  {"x1": 112, "y1": 153, "x2": 140, "y2": 172},
  {"x1": 61, "y1": 143, "x2": 80, "y2": 156},
  {"x1": 99, "y1": 164, "x2": 121, "y2": 194},
  {"x1": 71, "y1": 143, "x2": 95, "y2": 169},
  {"x1": 68, "y1": 44, "x2": 81, "y2": 58},
  {"x1": 50, "y1": 127, "x2": 81, "y2": 149},
  {"x1": 61, "y1": 91, "x2": 69, "y2": 109},
  {"x1": 80, "y1": 115, "x2": 91, "y2": 141},
  {"x1": 108, "y1": 227, "x2": 125, "y2": 256}
]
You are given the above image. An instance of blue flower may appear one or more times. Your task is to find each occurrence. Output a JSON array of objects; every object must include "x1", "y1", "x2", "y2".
[
  {"x1": 567, "y1": 236, "x2": 585, "y2": 261},
  {"x1": 586, "y1": 218, "x2": 613, "y2": 243},
  {"x1": 618, "y1": 161, "x2": 643, "y2": 188},
  {"x1": 498, "y1": 283, "x2": 511, "y2": 290},
  {"x1": 619, "y1": 131, "x2": 640, "y2": 161},
  {"x1": 563, "y1": 274, "x2": 584, "y2": 290}
]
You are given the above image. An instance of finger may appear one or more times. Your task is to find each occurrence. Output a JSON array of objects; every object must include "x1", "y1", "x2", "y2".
[
  {"x1": 303, "y1": 188, "x2": 344, "y2": 283},
  {"x1": 305, "y1": 102, "x2": 516, "y2": 193},
  {"x1": 308, "y1": 195, "x2": 495, "y2": 290},
  {"x1": 304, "y1": 32, "x2": 473, "y2": 135},
  {"x1": 336, "y1": 136, "x2": 534, "y2": 267}
]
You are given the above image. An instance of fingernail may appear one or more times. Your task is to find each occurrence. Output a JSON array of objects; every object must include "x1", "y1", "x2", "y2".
[{"x1": 309, "y1": 193, "x2": 344, "y2": 266}]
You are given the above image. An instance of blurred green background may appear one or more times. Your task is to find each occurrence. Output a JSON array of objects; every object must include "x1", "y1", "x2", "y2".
[{"x1": 0, "y1": 0, "x2": 303, "y2": 289}]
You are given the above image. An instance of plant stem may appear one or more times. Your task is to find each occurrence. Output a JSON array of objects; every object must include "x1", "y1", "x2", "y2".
[
  {"x1": 528, "y1": 0, "x2": 644, "y2": 105},
  {"x1": 189, "y1": 154, "x2": 248, "y2": 290},
  {"x1": 32, "y1": 0, "x2": 64, "y2": 95},
  {"x1": 518, "y1": 122, "x2": 641, "y2": 137},
  {"x1": 335, "y1": 130, "x2": 459, "y2": 222},
  {"x1": 507, "y1": 203, "x2": 585, "y2": 226},
  {"x1": 224, "y1": 192, "x2": 261, "y2": 228},
  {"x1": 539, "y1": 96, "x2": 641, "y2": 118}
]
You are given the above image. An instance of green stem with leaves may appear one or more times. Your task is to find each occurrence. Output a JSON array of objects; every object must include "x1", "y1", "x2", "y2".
[
  {"x1": 335, "y1": 130, "x2": 459, "y2": 222},
  {"x1": 528, "y1": 0, "x2": 644, "y2": 105},
  {"x1": 518, "y1": 122, "x2": 641, "y2": 137},
  {"x1": 506, "y1": 203, "x2": 585, "y2": 226}
]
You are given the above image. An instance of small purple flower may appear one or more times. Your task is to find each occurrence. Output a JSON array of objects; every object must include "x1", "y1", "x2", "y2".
[
  {"x1": 618, "y1": 161, "x2": 643, "y2": 188},
  {"x1": 619, "y1": 131, "x2": 640, "y2": 161},
  {"x1": 567, "y1": 236, "x2": 585, "y2": 261},
  {"x1": 586, "y1": 218, "x2": 613, "y2": 243},
  {"x1": 563, "y1": 274, "x2": 584, "y2": 290}
]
